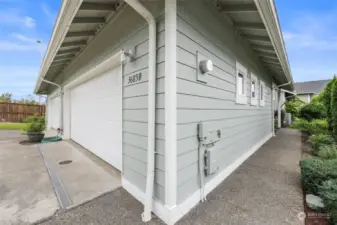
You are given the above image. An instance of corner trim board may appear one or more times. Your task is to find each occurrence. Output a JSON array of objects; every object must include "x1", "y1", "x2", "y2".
[
  {"x1": 122, "y1": 132, "x2": 273, "y2": 225},
  {"x1": 165, "y1": 0, "x2": 178, "y2": 208}
]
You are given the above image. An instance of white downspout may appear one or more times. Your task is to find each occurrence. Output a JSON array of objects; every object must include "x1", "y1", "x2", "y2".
[
  {"x1": 40, "y1": 77, "x2": 64, "y2": 135},
  {"x1": 123, "y1": 0, "x2": 156, "y2": 222}
]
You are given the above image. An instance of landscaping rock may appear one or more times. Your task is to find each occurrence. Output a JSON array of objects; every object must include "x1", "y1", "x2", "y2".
[{"x1": 306, "y1": 194, "x2": 325, "y2": 211}]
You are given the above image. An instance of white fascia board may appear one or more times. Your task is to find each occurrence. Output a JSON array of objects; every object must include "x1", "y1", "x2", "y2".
[
  {"x1": 253, "y1": 0, "x2": 294, "y2": 90},
  {"x1": 34, "y1": 0, "x2": 83, "y2": 94}
]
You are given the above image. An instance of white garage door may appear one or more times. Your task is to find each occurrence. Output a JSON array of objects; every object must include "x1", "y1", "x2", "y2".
[
  {"x1": 48, "y1": 96, "x2": 60, "y2": 129},
  {"x1": 70, "y1": 66, "x2": 122, "y2": 171}
]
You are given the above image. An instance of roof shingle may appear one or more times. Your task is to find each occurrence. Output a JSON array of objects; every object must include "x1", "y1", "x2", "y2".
[{"x1": 294, "y1": 79, "x2": 330, "y2": 94}]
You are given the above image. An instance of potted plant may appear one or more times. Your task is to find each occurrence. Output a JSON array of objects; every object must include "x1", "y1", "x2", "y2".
[{"x1": 23, "y1": 114, "x2": 46, "y2": 142}]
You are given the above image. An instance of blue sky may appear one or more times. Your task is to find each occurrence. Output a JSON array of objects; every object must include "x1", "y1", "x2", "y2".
[
  {"x1": 0, "y1": 0, "x2": 336, "y2": 99},
  {"x1": 276, "y1": 0, "x2": 337, "y2": 82},
  {"x1": 0, "y1": 0, "x2": 60, "y2": 99}
]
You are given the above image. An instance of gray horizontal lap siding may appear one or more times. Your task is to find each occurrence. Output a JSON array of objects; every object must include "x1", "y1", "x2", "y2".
[
  {"x1": 176, "y1": 0, "x2": 272, "y2": 204},
  {"x1": 122, "y1": 19, "x2": 166, "y2": 203},
  {"x1": 55, "y1": 4, "x2": 166, "y2": 203}
]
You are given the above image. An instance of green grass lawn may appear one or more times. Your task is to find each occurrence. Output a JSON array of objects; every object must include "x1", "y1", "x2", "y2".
[{"x1": 0, "y1": 123, "x2": 28, "y2": 130}]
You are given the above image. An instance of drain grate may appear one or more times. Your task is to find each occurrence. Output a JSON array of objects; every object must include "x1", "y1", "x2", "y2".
[{"x1": 59, "y1": 160, "x2": 72, "y2": 165}]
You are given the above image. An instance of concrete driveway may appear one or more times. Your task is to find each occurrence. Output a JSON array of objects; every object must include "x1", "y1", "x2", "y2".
[
  {"x1": 40, "y1": 128, "x2": 304, "y2": 225},
  {"x1": 0, "y1": 130, "x2": 59, "y2": 225}
]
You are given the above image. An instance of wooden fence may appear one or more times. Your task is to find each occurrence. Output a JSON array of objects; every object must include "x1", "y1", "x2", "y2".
[{"x1": 0, "y1": 102, "x2": 45, "y2": 123}]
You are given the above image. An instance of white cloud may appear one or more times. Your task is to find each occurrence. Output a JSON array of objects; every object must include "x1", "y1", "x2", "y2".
[
  {"x1": 0, "y1": 40, "x2": 40, "y2": 52},
  {"x1": 0, "y1": 9, "x2": 35, "y2": 28},
  {"x1": 283, "y1": 11, "x2": 337, "y2": 51},
  {"x1": 41, "y1": 3, "x2": 53, "y2": 18},
  {"x1": 41, "y1": 3, "x2": 56, "y2": 24},
  {"x1": 23, "y1": 16, "x2": 35, "y2": 28},
  {"x1": 12, "y1": 33, "x2": 37, "y2": 44}
]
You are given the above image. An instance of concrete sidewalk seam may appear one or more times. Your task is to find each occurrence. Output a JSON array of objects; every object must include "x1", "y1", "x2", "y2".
[{"x1": 38, "y1": 144, "x2": 73, "y2": 208}]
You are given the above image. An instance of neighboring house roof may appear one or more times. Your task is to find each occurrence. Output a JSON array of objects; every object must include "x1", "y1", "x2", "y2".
[
  {"x1": 294, "y1": 80, "x2": 330, "y2": 94},
  {"x1": 34, "y1": 0, "x2": 294, "y2": 94}
]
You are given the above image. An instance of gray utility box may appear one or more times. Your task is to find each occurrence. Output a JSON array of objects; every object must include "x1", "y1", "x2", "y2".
[
  {"x1": 198, "y1": 122, "x2": 220, "y2": 176},
  {"x1": 204, "y1": 146, "x2": 219, "y2": 176}
]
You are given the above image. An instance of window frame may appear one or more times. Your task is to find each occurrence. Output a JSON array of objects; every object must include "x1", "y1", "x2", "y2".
[
  {"x1": 235, "y1": 62, "x2": 247, "y2": 105},
  {"x1": 250, "y1": 73, "x2": 258, "y2": 106},
  {"x1": 260, "y1": 80, "x2": 265, "y2": 106}
]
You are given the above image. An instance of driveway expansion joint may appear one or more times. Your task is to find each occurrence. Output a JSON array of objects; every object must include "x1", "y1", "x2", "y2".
[{"x1": 38, "y1": 144, "x2": 73, "y2": 208}]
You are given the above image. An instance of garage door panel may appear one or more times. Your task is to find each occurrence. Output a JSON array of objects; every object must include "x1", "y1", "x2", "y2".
[{"x1": 70, "y1": 67, "x2": 122, "y2": 171}]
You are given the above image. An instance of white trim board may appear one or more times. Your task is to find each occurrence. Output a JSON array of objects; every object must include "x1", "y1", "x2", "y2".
[
  {"x1": 165, "y1": 0, "x2": 178, "y2": 207},
  {"x1": 63, "y1": 51, "x2": 124, "y2": 90},
  {"x1": 122, "y1": 132, "x2": 273, "y2": 225}
]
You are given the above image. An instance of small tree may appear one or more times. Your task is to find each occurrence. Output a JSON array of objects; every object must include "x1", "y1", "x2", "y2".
[
  {"x1": 331, "y1": 78, "x2": 337, "y2": 140},
  {"x1": 285, "y1": 97, "x2": 305, "y2": 117},
  {"x1": 322, "y1": 77, "x2": 336, "y2": 131},
  {"x1": 0, "y1": 92, "x2": 12, "y2": 102}
]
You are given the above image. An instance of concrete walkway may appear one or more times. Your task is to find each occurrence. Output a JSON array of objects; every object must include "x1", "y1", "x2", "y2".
[
  {"x1": 40, "y1": 140, "x2": 121, "y2": 208},
  {"x1": 0, "y1": 135, "x2": 59, "y2": 225},
  {"x1": 40, "y1": 128, "x2": 304, "y2": 225}
]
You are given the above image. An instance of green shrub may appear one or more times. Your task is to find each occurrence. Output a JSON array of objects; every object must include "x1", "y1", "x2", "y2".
[
  {"x1": 291, "y1": 117, "x2": 310, "y2": 132},
  {"x1": 23, "y1": 115, "x2": 46, "y2": 133},
  {"x1": 308, "y1": 119, "x2": 329, "y2": 135},
  {"x1": 319, "y1": 179, "x2": 337, "y2": 210},
  {"x1": 292, "y1": 118, "x2": 329, "y2": 135},
  {"x1": 300, "y1": 158, "x2": 337, "y2": 195},
  {"x1": 332, "y1": 79, "x2": 337, "y2": 141},
  {"x1": 299, "y1": 101, "x2": 326, "y2": 121},
  {"x1": 309, "y1": 134, "x2": 335, "y2": 155},
  {"x1": 329, "y1": 209, "x2": 337, "y2": 225},
  {"x1": 318, "y1": 145, "x2": 337, "y2": 159},
  {"x1": 323, "y1": 78, "x2": 336, "y2": 132},
  {"x1": 318, "y1": 179, "x2": 337, "y2": 224},
  {"x1": 285, "y1": 97, "x2": 305, "y2": 117}
]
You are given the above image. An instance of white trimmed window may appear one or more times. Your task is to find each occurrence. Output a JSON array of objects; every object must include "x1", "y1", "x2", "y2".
[
  {"x1": 236, "y1": 62, "x2": 247, "y2": 104},
  {"x1": 251, "y1": 73, "x2": 258, "y2": 106},
  {"x1": 260, "y1": 80, "x2": 265, "y2": 106}
]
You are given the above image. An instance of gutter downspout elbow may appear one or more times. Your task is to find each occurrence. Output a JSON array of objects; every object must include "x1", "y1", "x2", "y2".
[
  {"x1": 124, "y1": 0, "x2": 157, "y2": 222},
  {"x1": 276, "y1": 81, "x2": 292, "y2": 89}
]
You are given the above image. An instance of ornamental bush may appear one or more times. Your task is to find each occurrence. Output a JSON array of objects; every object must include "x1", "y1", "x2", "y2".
[
  {"x1": 285, "y1": 97, "x2": 305, "y2": 117},
  {"x1": 331, "y1": 79, "x2": 337, "y2": 141},
  {"x1": 308, "y1": 119, "x2": 329, "y2": 135},
  {"x1": 300, "y1": 158, "x2": 337, "y2": 195},
  {"x1": 322, "y1": 78, "x2": 335, "y2": 132},
  {"x1": 318, "y1": 179, "x2": 337, "y2": 224},
  {"x1": 291, "y1": 117, "x2": 310, "y2": 132},
  {"x1": 23, "y1": 115, "x2": 46, "y2": 133},
  {"x1": 309, "y1": 134, "x2": 335, "y2": 155},
  {"x1": 319, "y1": 179, "x2": 337, "y2": 210},
  {"x1": 317, "y1": 145, "x2": 337, "y2": 160},
  {"x1": 299, "y1": 101, "x2": 326, "y2": 122}
]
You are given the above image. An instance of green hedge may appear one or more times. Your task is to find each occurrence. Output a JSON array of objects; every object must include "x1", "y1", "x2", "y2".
[
  {"x1": 299, "y1": 102, "x2": 326, "y2": 121},
  {"x1": 300, "y1": 158, "x2": 337, "y2": 195},
  {"x1": 322, "y1": 78, "x2": 335, "y2": 132},
  {"x1": 309, "y1": 134, "x2": 335, "y2": 155},
  {"x1": 292, "y1": 118, "x2": 328, "y2": 135},
  {"x1": 318, "y1": 179, "x2": 337, "y2": 224},
  {"x1": 332, "y1": 79, "x2": 337, "y2": 141},
  {"x1": 318, "y1": 145, "x2": 337, "y2": 160}
]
